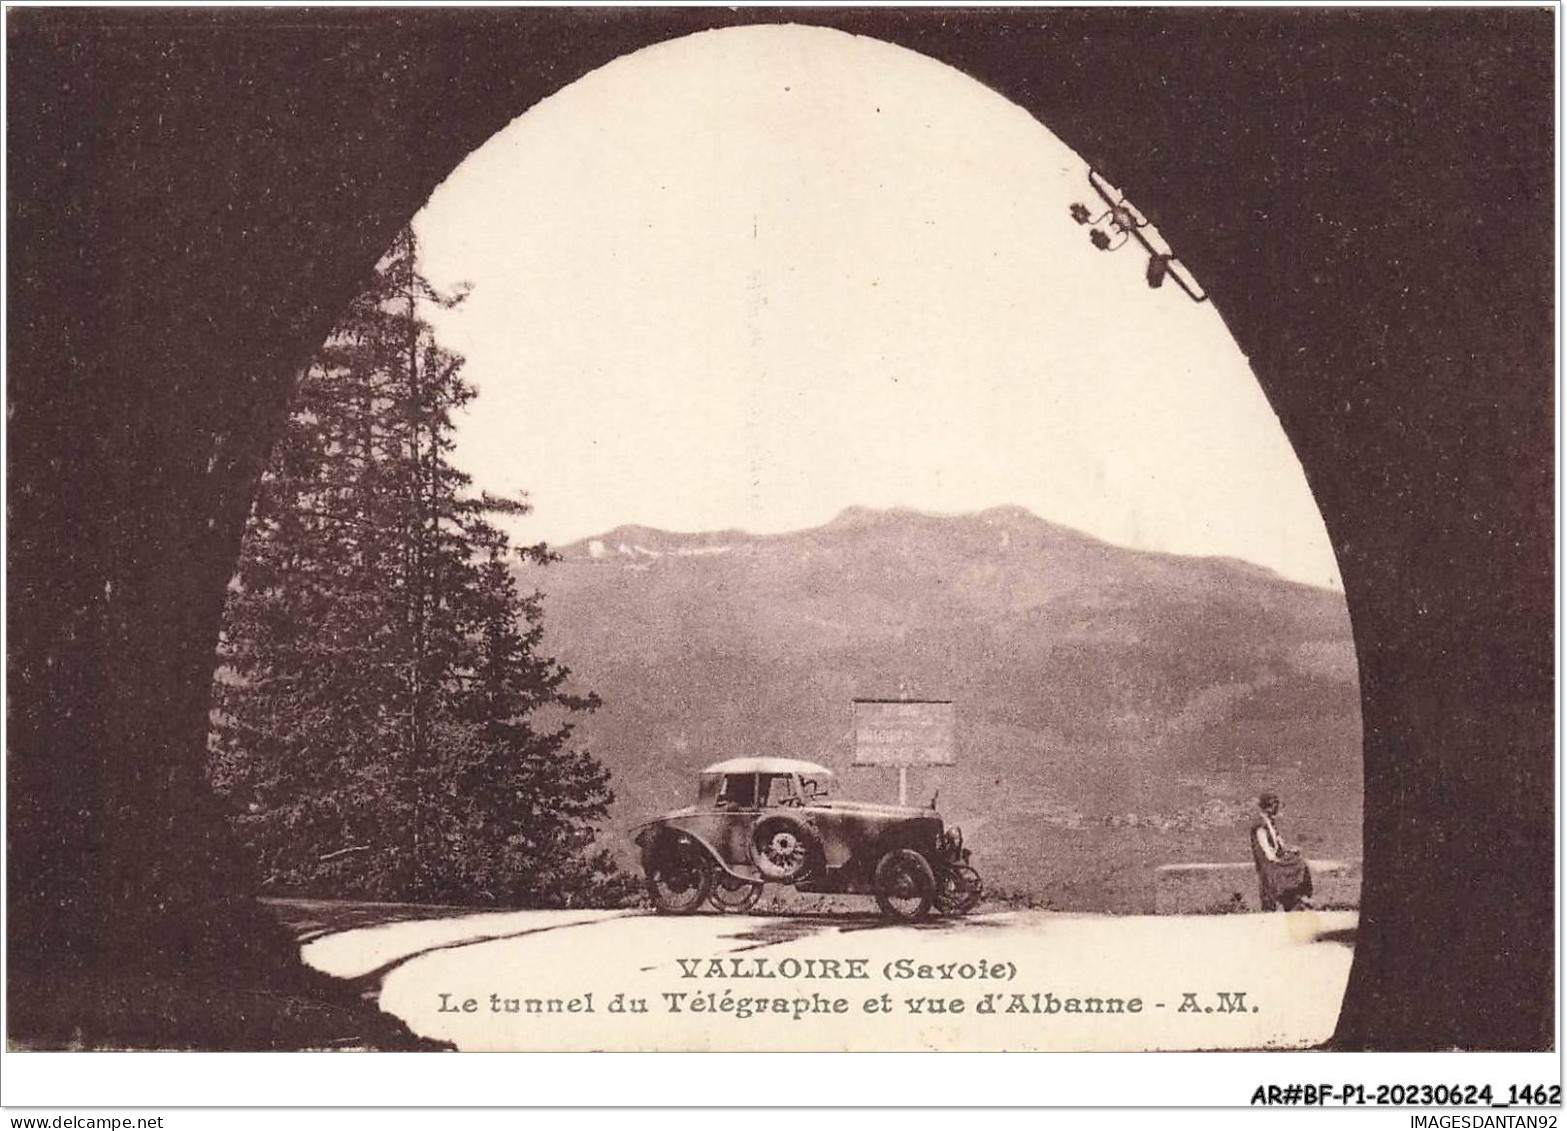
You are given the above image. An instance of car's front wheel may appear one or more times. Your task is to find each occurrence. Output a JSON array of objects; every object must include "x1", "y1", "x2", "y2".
[
  {"x1": 646, "y1": 837, "x2": 714, "y2": 914},
  {"x1": 873, "y1": 848, "x2": 936, "y2": 920}
]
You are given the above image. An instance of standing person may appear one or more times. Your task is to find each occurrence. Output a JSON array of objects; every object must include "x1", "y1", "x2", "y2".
[{"x1": 1250, "y1": 791, "x2": 1314, "y2": 911}]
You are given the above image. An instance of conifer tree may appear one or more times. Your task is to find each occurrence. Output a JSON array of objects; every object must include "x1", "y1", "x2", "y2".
[{"x1": 211, "y1": 229, "x2": 628, "y2": 905}]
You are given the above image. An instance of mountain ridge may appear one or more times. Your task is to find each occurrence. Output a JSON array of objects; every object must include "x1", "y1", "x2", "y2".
[{"x1": 555, "y1": 505, "x2": 1332, "y2": 594}]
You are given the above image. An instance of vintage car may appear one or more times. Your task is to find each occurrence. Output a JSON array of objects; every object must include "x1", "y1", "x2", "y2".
[{"x1": 632, "y1": 757, "x2": 981, "y2": 920}]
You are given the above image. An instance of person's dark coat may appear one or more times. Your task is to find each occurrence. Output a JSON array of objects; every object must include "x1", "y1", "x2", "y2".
[{"x1": 1250, "y1": 813, "x2": 1313, "y2": 910}]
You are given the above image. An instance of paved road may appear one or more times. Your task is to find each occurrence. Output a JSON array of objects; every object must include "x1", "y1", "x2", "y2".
[{"x1": 300, "y1": 906, "x2": 1355, "y2": 1051}]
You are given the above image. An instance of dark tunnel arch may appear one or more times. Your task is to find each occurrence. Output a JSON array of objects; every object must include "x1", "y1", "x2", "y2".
[{"x1": 6, "y1": 8, "x2": 1553, "y2": 1050}]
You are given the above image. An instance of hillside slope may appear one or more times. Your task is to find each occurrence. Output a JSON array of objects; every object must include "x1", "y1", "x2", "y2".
[{"x1": 519, "y1": 506, "x2": 1362, "y2": 911}]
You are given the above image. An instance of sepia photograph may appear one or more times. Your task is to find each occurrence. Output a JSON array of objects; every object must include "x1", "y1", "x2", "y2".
[{"x1": 3, "y1": 1, "x2": 1557, "y2": 1113}]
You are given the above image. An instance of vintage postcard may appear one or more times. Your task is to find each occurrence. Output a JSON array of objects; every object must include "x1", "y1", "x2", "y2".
[{"x1": 4, "y1": 2, "x2": 1556, "y2": 1111}]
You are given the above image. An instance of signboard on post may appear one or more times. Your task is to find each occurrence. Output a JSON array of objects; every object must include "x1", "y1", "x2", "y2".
[{"x1": 852, "y1": 699, "x2": 955, "y2": 804}]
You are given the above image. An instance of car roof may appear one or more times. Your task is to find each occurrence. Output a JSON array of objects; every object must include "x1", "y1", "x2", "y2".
[{"x1": 700, "y1": 757, "x2": 835, "y2": 776}]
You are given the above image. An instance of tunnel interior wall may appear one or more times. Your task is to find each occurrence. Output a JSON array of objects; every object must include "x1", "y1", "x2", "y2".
[{"x1": 6, "y1": 8, "x2": 1554, "y2": 1049}]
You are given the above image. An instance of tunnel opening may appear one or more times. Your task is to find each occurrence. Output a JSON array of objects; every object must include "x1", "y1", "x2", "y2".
[{"x1": 206, "y1": 26, "x2": 1366, "y2": 1047}]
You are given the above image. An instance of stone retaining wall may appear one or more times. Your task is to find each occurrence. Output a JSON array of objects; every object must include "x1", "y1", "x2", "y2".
[{"x1": 1154, "y1": 860, "x2": 1361, "y2": 914}]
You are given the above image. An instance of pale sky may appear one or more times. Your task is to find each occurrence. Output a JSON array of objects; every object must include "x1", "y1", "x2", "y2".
[{"x1": 414, "y1": 24, "x2": 1343, "y2": 590}]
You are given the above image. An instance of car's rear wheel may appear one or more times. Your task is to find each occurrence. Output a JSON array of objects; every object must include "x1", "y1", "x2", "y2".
[
  {"x1": 750, "y1": 816, "x2": 818, "y2": 883},
  {"x1": 709, "y1": 874, "x2": 763, "y2": 913},
  {"x1": 646, "y1": 838, "x2": 714, "y2": 914},
  {"x1": 874, "y1": 848, "x2": 936, "y2": 920}
]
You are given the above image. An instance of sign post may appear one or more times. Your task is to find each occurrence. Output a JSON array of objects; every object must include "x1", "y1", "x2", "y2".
[{"x1": 851, "y1": 699, "x2": 956, "y2": 805}]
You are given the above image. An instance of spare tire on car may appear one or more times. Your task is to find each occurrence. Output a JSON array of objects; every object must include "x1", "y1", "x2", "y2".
[{"x1": 749, "y1": 814, "x2": 819, "y2": 882}]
